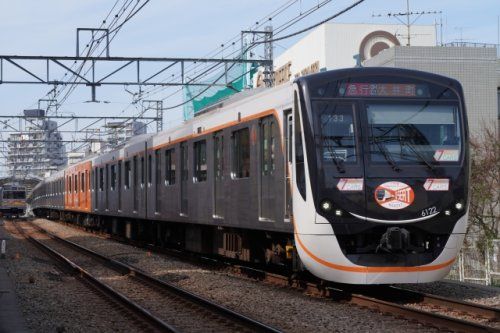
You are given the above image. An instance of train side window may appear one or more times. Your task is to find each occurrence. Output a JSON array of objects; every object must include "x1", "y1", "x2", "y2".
[
  {"x1": 111, "y1": 164, "x2": 116, "y2": 191},
  {"x1": 106, "y1": 165, "x2": 109, "y2": 190},
  {"x1": 99, "y1": 168, "x2": 104, "y2": 191},
  {"x1": 81, "y1": 172, "x2": 85, "y2": 192},
  {"x1": 68, "y1": 176, "x2": 72, "y2": 193},
  {"x1": 148, "y1": 154, "x2": 152, "y2": 185},
  {"x1": 294, "y1": 91, "x2": 306, "y2": 199},
  {"x1": 165, "y1": 149, "x2": 176, "y2": 185},
  {"x1": 155, "y1": 149, "x2": 161, "y2": 186},
  {"x1": 124, "y1": 161, "x2": 131, "y2": 189},
  {"x1": 193, "y1": 140, "x2": 207, "y2": 182},
  {"x1": 231, "y1": 128, "x2": 250, "y2": 179},
  {"x1": 74, "y1": 174, "x2": 78, "y2": 193},
  {"x1": 94, "y1": 168, "x2": 98, "y2": 192},
  {"x1": 141, "y1": 156, "x2": 145, "y2": 186}
]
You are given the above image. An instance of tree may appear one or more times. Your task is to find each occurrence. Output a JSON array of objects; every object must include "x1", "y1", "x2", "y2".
[{"x1": 467, "y1": 126, "x2": 500, "y2": 245}]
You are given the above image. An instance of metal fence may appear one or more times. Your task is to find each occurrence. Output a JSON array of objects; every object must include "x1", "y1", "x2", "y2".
[{"x1": 447, "y1": 239, "x2": 500, "y2": 286}]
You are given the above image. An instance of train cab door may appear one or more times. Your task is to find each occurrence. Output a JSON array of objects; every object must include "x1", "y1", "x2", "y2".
[
  {"x1": 259, "y1": 116, "x2": 276, "y2": 221},
  {"x1": 284, "y1": 110, "x2": 293, "y2": 222},
  {"x1": 180, "y1": 141, "x2": 188, "y2": 216},
  {"x1": 213, "y1": 131, "x2": 224, "y2": 218}
]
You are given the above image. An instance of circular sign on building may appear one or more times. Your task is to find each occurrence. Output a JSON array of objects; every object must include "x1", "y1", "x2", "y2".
[{"x1": 359, "y1": 30, "x2": 400, "y2": 62}]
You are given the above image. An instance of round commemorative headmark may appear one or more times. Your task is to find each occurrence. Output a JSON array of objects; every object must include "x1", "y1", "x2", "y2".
[{"x1": 374, "y1": 181, "x2": 415, "y2": 210}]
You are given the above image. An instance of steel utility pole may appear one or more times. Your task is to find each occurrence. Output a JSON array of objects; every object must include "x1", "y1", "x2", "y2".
[{"x1": 372, "y1": 1, "x2": 442, "y2": 47}]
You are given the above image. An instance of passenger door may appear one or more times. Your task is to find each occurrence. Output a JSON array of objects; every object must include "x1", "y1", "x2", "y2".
[
  {"x1": 213, "y1": 131, "x2": 224, "y2": 218},
  {"x1": 284, "y1": 110, "x2": 293, "y2": 221},
  {"x1": 180, "y1": 142, "x2": 188, "y2": 216},
  {"x1": 259, "y1": 116, "x2": 276, "y2": 221}
]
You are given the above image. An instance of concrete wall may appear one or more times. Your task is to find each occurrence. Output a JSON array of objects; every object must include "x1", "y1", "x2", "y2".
[
  {"x1": 274, "y1": 23, "x2": 436, "y2": 79},
  {"x1": 365, "y1": 46, "x2": 499, "y2": 137}
]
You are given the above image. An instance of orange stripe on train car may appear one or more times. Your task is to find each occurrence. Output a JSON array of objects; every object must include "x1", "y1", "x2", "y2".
[{"x1": 295, "y1": 232, "x2": 456, "y2": 273}]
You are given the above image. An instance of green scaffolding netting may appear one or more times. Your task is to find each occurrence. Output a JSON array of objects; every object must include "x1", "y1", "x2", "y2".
[{"x1": 183, "y1": 59, "x2": 258, "y2": 120}]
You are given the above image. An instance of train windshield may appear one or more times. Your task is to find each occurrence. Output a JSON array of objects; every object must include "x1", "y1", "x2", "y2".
[
  {"x1": 3, "y1": 191, "x2": 26, "y2": 199},
  {"x1": 367, "y1": 102, "x2": 462, "y2": 165},
  {"x1": 315, "y1": 102, "x2": 358, "y2": 173}
]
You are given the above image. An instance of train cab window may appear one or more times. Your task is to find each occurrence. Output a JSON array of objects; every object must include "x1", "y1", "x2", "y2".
[
  {"x1": 99, "y1": 168, "x2": 104, "y2": 191},
  {"x1": 124, "y1": 161, "x2": 131, "y2": 189},
  {"x1": 366, "y1": 103, "x2": 462, "y2": 164},
  {"x1": 294, "y1": 91, "x2": 306, "y2": 199},
  {"x1": 68, "y1": 176, "x2": 72, "y2": 193},
  {"x1": 111, "y1": 165, "x2": 116, "y2": 191},
  {"x1": 231, "y1": 128, "x2": 250, "y2": 179},
  {"x1": 165, "y1": 149, "x2": 176, "y2": 185},
  {"x1": 315, "y1": 103, "x2": 357, "y2": 164},
  {"x1": 193, "y1": 140, "x2": 207, "y2": 182}
]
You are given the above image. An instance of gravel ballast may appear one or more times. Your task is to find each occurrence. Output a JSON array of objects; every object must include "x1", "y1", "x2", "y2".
[
  {"x1": 2, "y1": 221, "x2": 156, "y2": 333},
  {"x1": 31, "y1": 218, "x2": 444, "y2": 333}
]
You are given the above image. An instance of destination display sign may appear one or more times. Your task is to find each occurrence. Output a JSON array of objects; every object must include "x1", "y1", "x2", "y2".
[{"x1": 340, "y1": 83, "x2": 429, "y2": 97}]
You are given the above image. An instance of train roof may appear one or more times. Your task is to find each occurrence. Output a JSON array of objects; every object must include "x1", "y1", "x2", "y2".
[{"x1": 296, "y1": 67, "x2": 463, "y2": 88}]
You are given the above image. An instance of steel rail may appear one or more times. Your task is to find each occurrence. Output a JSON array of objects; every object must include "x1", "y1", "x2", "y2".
[
  {"x1": 29, "y1": 222, "x2": 282, "y2": 333},
  {"x1": 10, "y1": 221, "x2": 179, "y2": 333},
  {"x1": 47, "y1": 218, "x2": 500, "y2": 333},
  {"x1": 380, "y1": 285, "x2": 500, "y2": 321}
]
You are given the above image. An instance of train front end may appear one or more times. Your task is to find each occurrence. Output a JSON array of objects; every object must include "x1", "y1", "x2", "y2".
[{"x1": 292, "y1": 68, "x2": 469, "y2": 284}]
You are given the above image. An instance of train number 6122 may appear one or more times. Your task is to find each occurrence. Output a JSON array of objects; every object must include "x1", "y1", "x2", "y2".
[{"x1": 421, "y1": 206, "x2": 437, "y2": 217}]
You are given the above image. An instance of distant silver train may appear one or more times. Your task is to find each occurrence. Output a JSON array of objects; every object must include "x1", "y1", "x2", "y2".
[
  {"x1": 1, "y1": 183, "x2": 27, "y2": 218},
  {"x1": 30, "y1": 67, "x2": 469, "y2": 284}
]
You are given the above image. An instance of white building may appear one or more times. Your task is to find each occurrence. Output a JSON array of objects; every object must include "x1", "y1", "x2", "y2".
[
  {"x1": 7, "y1": 110, "x2": 66, "y2": 178},
  {"x1": 67, "y1": 152, "x2": 86, "y2": 166},
  {"x1": 268, "y1": 22, "x2": 499, "y2": 138},
  {"x1": 105, "y1": 121, "x2": 147, "y2": 150},
  {"x1": 270, "y1": 23, "x2": 437, "y2": 86}
]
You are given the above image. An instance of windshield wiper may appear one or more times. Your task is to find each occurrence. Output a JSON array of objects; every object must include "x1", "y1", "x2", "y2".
[
  {"x1": 396, "y1": 124, "x2": 435, "y2": 171},
  {"x1": 372, "y1": 136, "x2": 401, "y2": 172},
  {"x1": 320, "y1": 135, "x2": 346, "y2": 173}
]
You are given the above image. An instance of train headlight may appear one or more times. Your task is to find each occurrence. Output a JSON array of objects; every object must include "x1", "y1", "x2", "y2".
[
  {"x1": 335, "y1": 209, "x2": 343, "y2": 217},
  {"x1": 320, "y1": 200, "x2": 333, "y2": 213},
  {"x1": 444, "y1": 210, "x2": 451, "y2": 216},
  {"x1": 455, "y1": 202, "x2": 464, "y2": 210}
]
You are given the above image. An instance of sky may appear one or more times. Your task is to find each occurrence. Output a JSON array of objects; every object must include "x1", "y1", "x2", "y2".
[{"x1": 0, "y1": 0, "x2": 498, "y2": 174}]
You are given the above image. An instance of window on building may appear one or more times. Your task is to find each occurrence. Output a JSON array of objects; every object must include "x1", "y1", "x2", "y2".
[
  {"x1": 124, "y1": 161, "x2": 130, "y2": 189},
  {"x1": 193, "y1": 140, "x2": 207, "y2": 182},
  {"x1": 111, "y1": 165, "x2": 116, "y2": 190},
  {"x1": 165, "y1": 149, "x2": 176, "y2": 185},
  {"x1": 231, "y1": 128, "x2": 250, "y2": 179}
]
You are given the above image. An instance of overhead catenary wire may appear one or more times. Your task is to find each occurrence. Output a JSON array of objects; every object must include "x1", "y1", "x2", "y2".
[{"x1": 158, "y1": 0, "x2": 367, "y2": 111}]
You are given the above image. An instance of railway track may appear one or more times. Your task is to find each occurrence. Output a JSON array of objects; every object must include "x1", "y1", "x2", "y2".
[
  {"x1": 11, "y1": 220, "x2": 281, "y2": 333},
  {"x1": 36, "y1": 218, "x2": 500, "y2": 333}
]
